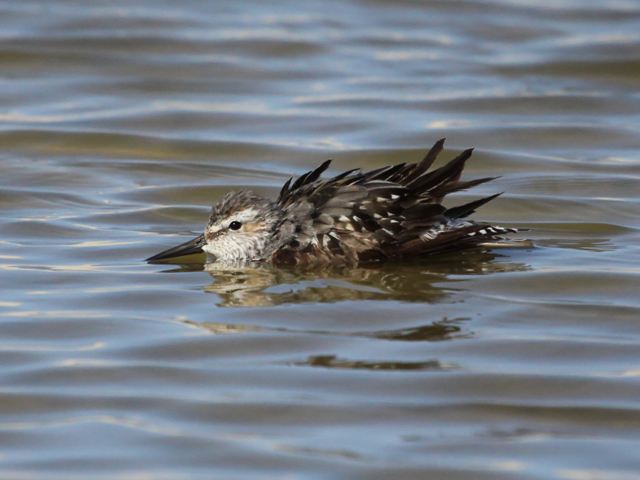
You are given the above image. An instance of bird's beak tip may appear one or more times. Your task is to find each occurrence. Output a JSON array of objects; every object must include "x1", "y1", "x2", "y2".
[{"x1": 146, "y1": 234, "x2": 206, "y2": 263}]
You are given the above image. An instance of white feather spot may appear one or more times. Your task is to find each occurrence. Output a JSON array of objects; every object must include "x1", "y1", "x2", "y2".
[
  {"x1": 478, "y1": 229, "x2": 487, "y2": 235},
  {"x1": 391, "y1": 194, "x2": 400, "y2": 200},
  {"x1": 468, "y1": 232, "x2": 477, "y2": 237},
  {"x1": 420, "y1": 230, "x2": 438, "y2": 240},
  {"x1": 373, "y1": 213, "x2": 383, "y2": 219},
  {"x1": 338, "y1": 215, "x2": 350, "y2": 222}
]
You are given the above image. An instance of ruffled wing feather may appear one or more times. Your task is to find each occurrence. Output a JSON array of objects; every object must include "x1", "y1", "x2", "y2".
[{"x1": 274, "y1": 139, "x2": 519, "y2": 266}]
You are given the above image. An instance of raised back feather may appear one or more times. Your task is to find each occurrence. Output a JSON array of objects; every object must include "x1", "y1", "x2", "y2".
[{"x1": 271, "y1": 139, "x2": 518, "y2": 267}]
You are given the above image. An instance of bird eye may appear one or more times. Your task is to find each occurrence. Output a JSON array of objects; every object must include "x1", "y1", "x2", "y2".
[{"x1": 229, "y1": 221, "x2": 242, "y2": 230}]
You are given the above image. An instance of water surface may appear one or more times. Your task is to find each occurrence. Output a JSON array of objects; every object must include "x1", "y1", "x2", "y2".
[{"x1": 1, "y1": 1, "x2": 640, "y2": 479}]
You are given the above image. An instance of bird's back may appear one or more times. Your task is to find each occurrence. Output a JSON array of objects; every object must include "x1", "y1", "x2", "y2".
[{"x1": 271, "y1": 139, "x2": 519, "y2": 267}]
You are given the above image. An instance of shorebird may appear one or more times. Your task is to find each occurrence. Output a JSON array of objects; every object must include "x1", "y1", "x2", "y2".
[{"x1": 146, "y1": 139, "x2": 524, "y2": 267}]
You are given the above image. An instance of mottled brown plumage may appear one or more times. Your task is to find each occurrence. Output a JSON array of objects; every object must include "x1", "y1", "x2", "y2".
[{"x1": 147, "y1": 139, "x2": 522, "y2": 267}]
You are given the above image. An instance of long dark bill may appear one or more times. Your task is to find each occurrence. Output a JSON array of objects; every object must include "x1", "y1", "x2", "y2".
[{"x1": 146, "y1": 233, "x2": 206, "y2": 263}]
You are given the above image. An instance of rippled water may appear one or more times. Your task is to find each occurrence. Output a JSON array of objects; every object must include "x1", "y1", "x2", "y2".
[{"x1": 1, "y1": 1, "x2": 640, "y2": 478}]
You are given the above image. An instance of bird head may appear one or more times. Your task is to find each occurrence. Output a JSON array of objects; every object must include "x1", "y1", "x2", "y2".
[
  {"x1": 146, "y1": 190, "x2": 284, "y2": 265},
  {"x1": 203, "y1": 191, "x2": 282, "y2": 264}
]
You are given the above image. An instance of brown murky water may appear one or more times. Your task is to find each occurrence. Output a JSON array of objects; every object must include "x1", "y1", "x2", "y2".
[{"x1": 1, "y1": 1, "x2": 640, "y2": 479}]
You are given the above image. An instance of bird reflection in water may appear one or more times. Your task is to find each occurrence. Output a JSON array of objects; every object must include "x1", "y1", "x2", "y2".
[
  {"x1": 162, "y1": 249, "x2": 529, "y2": 308},
  {"x1": 172, "y1": 250, "x2": 529, "y2": 369}
]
